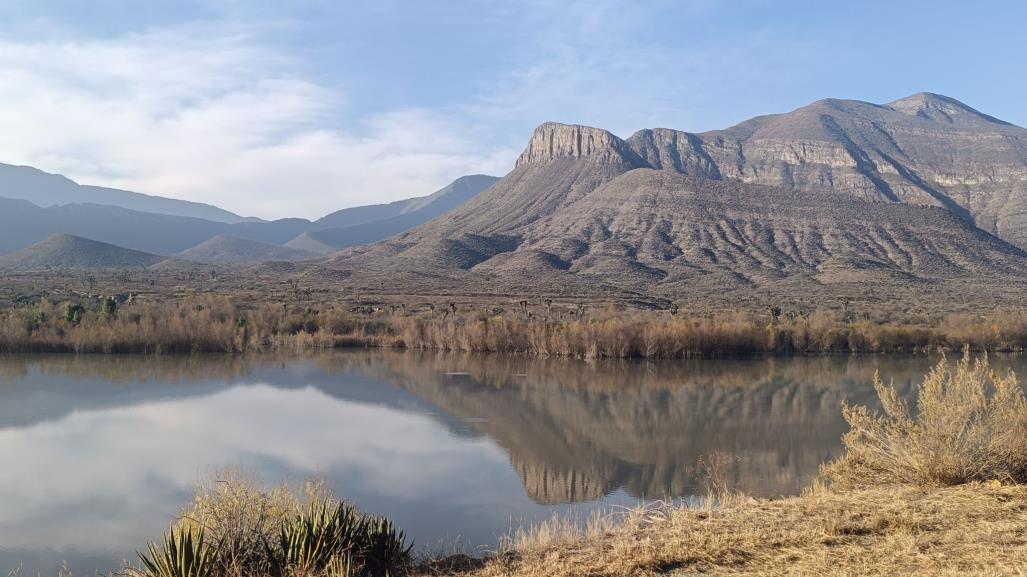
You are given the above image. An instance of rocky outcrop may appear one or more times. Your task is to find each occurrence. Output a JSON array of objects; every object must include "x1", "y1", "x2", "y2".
[{"x1": 516, "y1": 123, "x2": 644, "y2": 167}]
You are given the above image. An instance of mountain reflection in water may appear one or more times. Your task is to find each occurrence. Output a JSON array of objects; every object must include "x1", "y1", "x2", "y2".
[{"x1": 1, "y1": 351, "x2": 1008, "y2": 575}]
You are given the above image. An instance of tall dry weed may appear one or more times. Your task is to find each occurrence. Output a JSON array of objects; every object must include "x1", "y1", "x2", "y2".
[{"x1": 822, "y1": 349, "x2": 1027, "y2": 488}]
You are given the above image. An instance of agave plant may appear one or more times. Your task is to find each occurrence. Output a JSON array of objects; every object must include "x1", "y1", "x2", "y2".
[
  {"x1": 275, "y1": 497, "x2": 413, "y2": 577},
  {"x1": 277, "y1": 498, "x2": 364, "y2": 574},
  {"x1": 359, "y1": 516, "x2": 413, "y2": 577},
  {"x1": 136, "y1": 527, "x2": 220, "y2": 577}
]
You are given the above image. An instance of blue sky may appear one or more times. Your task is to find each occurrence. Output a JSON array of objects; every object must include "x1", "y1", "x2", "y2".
[{"x1": 0, "y1": 0, "x2": 1024, "y2": 219}]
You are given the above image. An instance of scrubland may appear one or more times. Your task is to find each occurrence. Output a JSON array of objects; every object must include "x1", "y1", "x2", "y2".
[{"x1": 3, "y1": 295, "x2": 1027, "y2": 356}]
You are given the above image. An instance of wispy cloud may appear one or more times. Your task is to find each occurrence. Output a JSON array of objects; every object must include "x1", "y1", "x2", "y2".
[{"x1": 0, "y1": 22, "x2": 511, "y2": 219}]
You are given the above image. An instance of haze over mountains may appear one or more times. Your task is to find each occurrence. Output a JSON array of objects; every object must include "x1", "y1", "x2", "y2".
[
  {"x1": 0, "y1": 172, "x2": 499, "y2": 267},
  {"x1": 318, "y1": 93, "x2": 1027, "y2": 301},
  {"x1": 0, "y1": 163, "x2": 252, "y2": 223}
]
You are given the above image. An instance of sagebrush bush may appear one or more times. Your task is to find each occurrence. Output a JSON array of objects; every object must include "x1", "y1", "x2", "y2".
[{"x1": 822, "y1": 350, "x2": 1027, "y2": 488}]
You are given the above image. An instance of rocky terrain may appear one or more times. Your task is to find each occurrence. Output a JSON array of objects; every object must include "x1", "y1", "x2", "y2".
[{"x1": 313, "y1": 94, "x2": 1027, "y2": 306}]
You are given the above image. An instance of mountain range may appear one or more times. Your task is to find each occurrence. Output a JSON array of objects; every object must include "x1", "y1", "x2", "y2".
[
  {"x1": 0, "y1": 173, "x2": 499, "y2": 267},
  {"x1": 6, "y1": 92, "x2": 1027, "y2": 307},
  {"x1": 313, "y1": 93, "x2": 1027, "y2": 302}
]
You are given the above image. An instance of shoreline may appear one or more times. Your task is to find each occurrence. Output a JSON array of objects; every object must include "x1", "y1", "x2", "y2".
[{"x1": 4, "y1": 296, "x2": 1027, "y2": 357}]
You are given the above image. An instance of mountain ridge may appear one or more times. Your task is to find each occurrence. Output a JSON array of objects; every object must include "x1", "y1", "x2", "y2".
[
  {"x1": 317, "y1": 93, "x2": 1027, "y2": 302},
  {"x1": 0, "y1": 162, "x2": 254, "y2": 223}
]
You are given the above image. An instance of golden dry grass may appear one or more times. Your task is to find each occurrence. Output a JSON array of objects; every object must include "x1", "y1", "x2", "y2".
[{"x1": 439, "y1": 484, "x2": 1027, "y2": 577}]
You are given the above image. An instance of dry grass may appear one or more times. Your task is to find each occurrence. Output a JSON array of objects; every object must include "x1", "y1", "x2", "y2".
[{"x1": 441, "y1": 484, "x2": 1027, "y2": 577}]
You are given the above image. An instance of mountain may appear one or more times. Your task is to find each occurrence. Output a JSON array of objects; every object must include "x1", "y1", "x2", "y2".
[
  {"x1": 314, "y1": 175, "x2": 499, "y2": 229},
  {"x1": 627, "y1": 92, "x2": 1027, "y2": 249},
  {"x1": 0, "y1": 174, "x2": 496, "y2": 259},
  {"x1": 176, "y1": 235, "x2": 318, "y2": 265},
  {"x1": 0, "y1": 234, "x2": 166, "y2": 270},
  {"x1": 288, "y1": 175, "x2": 500, "y2": 254},
  {"x1": 0, "y1": 162, "x2": 252, "y2": 223},
  {"x1": 319, "y1": 96, "x2": 1027, "y2": 302},
  {"x1": 0, "y1": 198, "x2": 254, "y2": 255}
]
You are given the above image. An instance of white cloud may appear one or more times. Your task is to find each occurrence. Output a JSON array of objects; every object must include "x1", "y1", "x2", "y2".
[{"x1": 0, "y1": 23, "x2": 512, "y2": 219}]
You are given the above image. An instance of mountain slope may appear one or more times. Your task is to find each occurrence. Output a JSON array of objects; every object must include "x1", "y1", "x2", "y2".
[
  {"x1": 289, "y1": 174, "x2": 500, "y2": 254},
  {"x1": 627, "y1": 92, "x2": 1027, "y2": 249},
  {"x1": 0, "y1": 234, "x2": 166, "y2": 269},
  {"x1": 176, "y1": 235, "x2": 318, "y2": 265},
  {"x1": 0, "y1": 163, "x2": 251, "y2": 223},
  {"x1": 314, "y1": 175, "x2": 499, "y2": 229},
  {"x1": 321, "y1": 114, "x2": 1027, "y2": 301}
]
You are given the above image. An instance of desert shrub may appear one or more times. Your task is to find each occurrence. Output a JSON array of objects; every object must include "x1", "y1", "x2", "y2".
[
  {"x1": 822, "y1": 349, "x2": 1027, "y2": 488},
  {"x1": 166, "y1": 472, "x2": 410, "y2": 577},
  {"x1": 177, "y1": 471, "x2": 300, "y2": 577}
]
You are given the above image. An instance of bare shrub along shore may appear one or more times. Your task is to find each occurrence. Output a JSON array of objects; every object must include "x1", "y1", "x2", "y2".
[
  {"x1": 4, "y1": 295, "x2": 1027, "y2": 356},
  {"x1": 33, "y1": 352, "x2": 1027, "y2": 577}
]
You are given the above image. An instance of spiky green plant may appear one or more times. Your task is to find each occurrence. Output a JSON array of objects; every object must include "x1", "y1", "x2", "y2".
[
  {"x1": 275, "y1": 497, "x2": 412, "y2": 577},
  {"x1": 360, "y1": 516, "x2": 412, "y2": 577},
  {"x1": 277, "y1": 498, "x2": 363, "y2": 574},
  {"x1": 136, "y1": 527, "x2": 219, "y2": 577}
]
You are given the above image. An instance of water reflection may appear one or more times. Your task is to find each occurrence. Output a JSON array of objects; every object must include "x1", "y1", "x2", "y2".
[{"x1": 1, "y1": 351, "x2": 1017, "y2": 575}]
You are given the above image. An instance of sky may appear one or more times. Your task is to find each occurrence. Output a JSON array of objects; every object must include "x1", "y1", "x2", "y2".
[{"x1": 0, "y1": 0, "x2": 1025, "y2": 220}]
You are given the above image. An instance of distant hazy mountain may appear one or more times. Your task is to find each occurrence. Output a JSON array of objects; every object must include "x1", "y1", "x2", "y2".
[
  {"x1": 0, "y1": 171, "x2": 497, "y2": 259},
  {"x1": 0, "y1": 234, "x2": 166, "y2": 270},
  {"x1": 176, "y1": 235, "x2": 318, "y2": 265},
  {"x1": 288, "y1": 175, "x2": 500, "y2": 254},
  {"x1": 0, "y1": 197, "x2": 325, "y2": 255},
  {"x1": 314, "y1": 175, "x2": 499, "y2": 229},
  {"x1": 0, "y1": 162, "x2": 253, "y2": 223},
  {"x1": 319, "y1": 94, "x2": 1027, "y2": 300}
]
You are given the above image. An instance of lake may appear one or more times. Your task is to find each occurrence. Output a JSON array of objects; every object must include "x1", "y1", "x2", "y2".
[{"x1": 1, "y1": 351, "x2": 1021, "y2": 575}]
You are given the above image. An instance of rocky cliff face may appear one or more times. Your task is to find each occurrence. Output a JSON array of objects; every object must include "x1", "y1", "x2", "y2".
[
  {"x1": 322, "y1": 93, "x2": 1027, "y2": 305},
  {"x1": 516, "y1": 123, "x2": 644, "y2": 167},
  {"x1": 623, "y1": 93, "x2": 1027, "y2": 249}
]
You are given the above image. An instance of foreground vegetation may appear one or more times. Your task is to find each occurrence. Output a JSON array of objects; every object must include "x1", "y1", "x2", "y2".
[
  {"x1": 5, "y1": 295, "x2": 1027, "y2": 356},
  {"x1": 131, "y1": 473, "x2": 411, "y2": 577}
]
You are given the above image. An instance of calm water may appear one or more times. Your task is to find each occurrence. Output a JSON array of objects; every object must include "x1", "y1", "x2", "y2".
[{"x1": 2, "y1": 351, "x2": 1024, "y2": 575}]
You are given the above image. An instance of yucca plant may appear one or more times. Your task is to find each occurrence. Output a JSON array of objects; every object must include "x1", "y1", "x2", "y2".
[
  {"x1": 359, "y1": 516, "x2": 412, "y2": 577},
  {"x1": 136, "y1": 527, "x2": 219, "y2": 577},
  {"x1": 277, "y1": 498, "x2": 364, "y2": 574}
]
